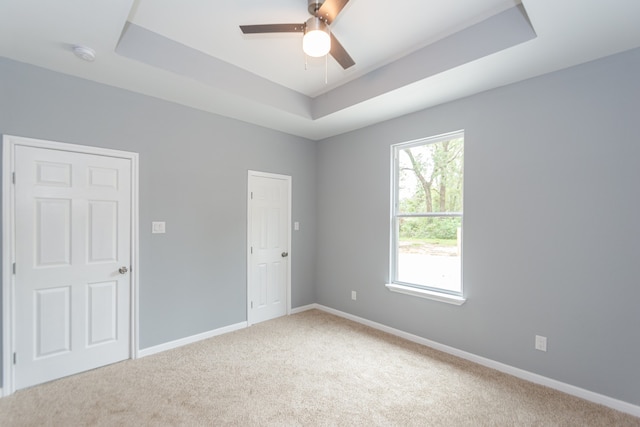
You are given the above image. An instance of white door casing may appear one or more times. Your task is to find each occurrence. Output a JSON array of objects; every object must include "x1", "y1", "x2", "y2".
[
  {"x1": 247, "y1": 171, "x2": 291, "y2": 325},
  {"x1": 2, "y1": 135, "x2": 139, "y2": 395}
]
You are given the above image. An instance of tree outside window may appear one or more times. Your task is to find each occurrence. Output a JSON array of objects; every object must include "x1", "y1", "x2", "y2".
[{"x1": 392, "y1": 132, "x2": 464, "y2": 295}]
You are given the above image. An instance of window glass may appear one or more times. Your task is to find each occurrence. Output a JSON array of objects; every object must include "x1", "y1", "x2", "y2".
[{"x1": 392, "y1": 133, "x2": 464, "y2": 296}]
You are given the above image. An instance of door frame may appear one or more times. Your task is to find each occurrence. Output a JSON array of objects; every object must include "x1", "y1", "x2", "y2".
[
  {"x1": 2, "y1": 135, "x2": 140, "y2": 396},
  {"x1": 246, "y1": 170, "x2": 292, "y2": 326}
]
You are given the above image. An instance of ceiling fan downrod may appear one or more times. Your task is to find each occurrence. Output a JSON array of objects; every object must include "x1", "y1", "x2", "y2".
[{"x1": 308, "y1": 0, "x2": 325, "y2": 16}]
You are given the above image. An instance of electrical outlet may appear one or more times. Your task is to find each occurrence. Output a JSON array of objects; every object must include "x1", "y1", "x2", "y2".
[
  {"x1": 351, "y1": 291, "x2": 357, "y2": 301},
  {"x1": 535, "y1": 335, "x2": 547, "y2": 352}
]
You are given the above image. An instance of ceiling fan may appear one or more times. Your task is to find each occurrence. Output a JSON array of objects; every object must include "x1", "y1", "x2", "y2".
[{"x1": 239, "y1": 0, "x2": 355, "y2": 69}]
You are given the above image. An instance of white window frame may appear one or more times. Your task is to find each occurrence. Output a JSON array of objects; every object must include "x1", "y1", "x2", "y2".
[{"x1": 386, "y1": 131, "x2": 466, "y2": 305}]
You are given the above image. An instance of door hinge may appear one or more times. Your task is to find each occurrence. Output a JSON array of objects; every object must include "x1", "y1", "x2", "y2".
[
  {"x1": 251, "y1": 301, "x2": 253, "y2": 309},
  {"x1": 250, "y1": 191, "x2": 253, "y2": 200},
  {"x1": 250, "y1": 246, "x2": 253, "y2": 254},
  {"x1": 13, "y1": 352, "x2": 17, "y2": 364},
  {"x1": 12, "y1": 172, "x2": 16, "y2": 184},
  {"x1": 13, "y1": 262, "x2": 16, "y2": 274}
]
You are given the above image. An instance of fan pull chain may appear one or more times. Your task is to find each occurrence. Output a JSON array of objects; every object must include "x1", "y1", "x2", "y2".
[{"x1": 325, "y1": 54, "x2": 328, "y2": 85}]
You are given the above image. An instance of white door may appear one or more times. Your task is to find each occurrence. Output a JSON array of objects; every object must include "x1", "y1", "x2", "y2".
[
  {"x1": 14, "y1": 145, "x2": 132, "y2": 390},
  {"x1": 248, "y1": 172, "x2": 291, "y2": 325}
]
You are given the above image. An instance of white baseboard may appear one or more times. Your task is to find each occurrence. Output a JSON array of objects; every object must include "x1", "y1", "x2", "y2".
[
  {"x1": 294, "y1": 303, "x2": 640, "y2": 418},
  {"x1": 136, "y1": 305, "x2": 317, "y2": 358},
  {"x1": 290, "y1": 304, "x2": 317, "y2": 314},
  {"x1": 138, "y1": 321, "x2": 248, "y2": 358},
  {"x1": 137, "y1": 304, "x2": 314, "y2": 358}
]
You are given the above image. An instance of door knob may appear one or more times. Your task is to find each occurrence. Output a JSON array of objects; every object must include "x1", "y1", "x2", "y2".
[
  {"x1": 119, "y1": 266, "x2": 129, "y2": 274},
  {"x1": 281, "y1": 252, "x2": 289, "y2": 258}
]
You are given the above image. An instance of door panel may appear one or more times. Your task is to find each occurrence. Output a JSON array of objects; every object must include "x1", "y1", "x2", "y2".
[
  {"x1": 35, "y1": 286, "x2": 71, "y2": 357},
  {"x1": 88, "y1": 201, "x2": 118, "y2": 263},
  {"x1": 248, "y1": 173, "x2": 290, "y2": 324},
  {"x1": 36, "y1": 198, "x2": 72, "y2": 266},
  {"x1": 270, "y1": 260, "x2": 283, "y2": 305},
  {"x1": 36, "y1": 161, "x2": 71, "y2": 186},
  {"x1": 14, "y1": 145, "x2": 132, "y2": 390},
  {"x1": 88, "y1": 166, "x2": 119, "y2": 188},
  {"x1": 87, "y1": 281, "x2": 118, "y2": 346}
]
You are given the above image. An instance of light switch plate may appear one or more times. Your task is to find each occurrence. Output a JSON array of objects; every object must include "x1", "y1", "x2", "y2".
[
  {"x1": 152, "y1": 221, "x2": 166, "y2": 234},
  {"x1": 294, "y1": 221, "x2": 300, "y2": 231}
]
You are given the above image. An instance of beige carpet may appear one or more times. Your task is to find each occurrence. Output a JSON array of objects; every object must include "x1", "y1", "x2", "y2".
[{"x1": 1, "y1": 309, "x2": 638, "y2": 426}]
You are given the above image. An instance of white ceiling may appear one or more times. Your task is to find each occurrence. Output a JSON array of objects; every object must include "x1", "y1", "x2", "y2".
[
  {"x1": 1, "y1": 0, "x2": 639, "y2": 140},
  {"x1": 128, "y1": 0, "x2": 519, "y2": 97}
]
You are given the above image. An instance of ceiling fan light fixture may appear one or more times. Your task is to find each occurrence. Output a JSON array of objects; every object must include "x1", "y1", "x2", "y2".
[{"x1": 303, "y1": 17, "x2": 330, "y2": 57}]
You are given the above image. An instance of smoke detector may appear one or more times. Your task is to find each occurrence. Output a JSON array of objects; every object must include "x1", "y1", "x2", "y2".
[{"x1": 72, "y1": 45, "x2": 96, "y2": 62}]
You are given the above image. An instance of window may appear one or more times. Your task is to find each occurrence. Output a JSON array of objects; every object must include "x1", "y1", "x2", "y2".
[{"x1": 387, "y1": 131, "x2": 465, "y2": 305}]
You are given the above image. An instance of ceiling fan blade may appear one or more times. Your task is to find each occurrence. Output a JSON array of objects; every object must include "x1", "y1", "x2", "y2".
[
  {"x1": 330, "y1": 33, "x2": 355, "y2": 69},
  {"x1": 316, "y1": 0, "x2": 350, "y2": 25},
  {"x1": 240, "y1": 24, "x2": 304, "y2": 34}
]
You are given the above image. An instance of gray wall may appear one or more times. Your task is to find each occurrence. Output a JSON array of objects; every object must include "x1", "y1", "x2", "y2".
[
  {"x1": 0, "y1": 58, "x2": 317, "y2": 361},
  {"x1": 316, "y1": 48, "x2": 640, "y2": 405},
  {"x1": 1, "y1": 47, "x2": 639, "y2": 408}
]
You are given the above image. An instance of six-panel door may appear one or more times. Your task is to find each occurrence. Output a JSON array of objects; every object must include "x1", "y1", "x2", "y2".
[
  {"x1": 249, "y1": 174, "x2": 289, "y2": 325},
  {"x1": 14, "y1": 145, "x2": 132, "y2": 390}
]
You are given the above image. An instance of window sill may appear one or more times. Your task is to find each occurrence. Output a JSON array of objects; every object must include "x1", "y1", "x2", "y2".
[{"x1": 385, "y1": 283, "x2": 466, "y2": 306}]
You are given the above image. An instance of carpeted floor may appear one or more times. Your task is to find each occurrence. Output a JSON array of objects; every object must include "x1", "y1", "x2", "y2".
[{"x1": 1, "y1": 309, "x2": 638, "y2": 426}]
